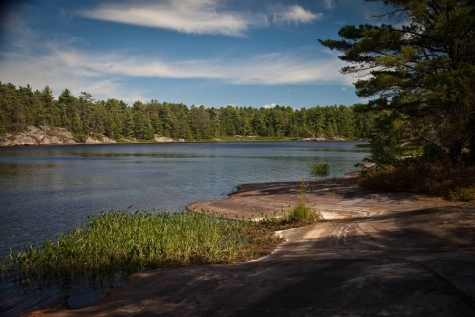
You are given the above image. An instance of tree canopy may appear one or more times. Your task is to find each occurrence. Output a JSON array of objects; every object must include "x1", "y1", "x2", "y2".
[
  {"x1": 0, "y1": 81, "x2": 374, "y2": 142},
  {"x1": 319, "y1": 0, "x2": 475, "y2": 164}
]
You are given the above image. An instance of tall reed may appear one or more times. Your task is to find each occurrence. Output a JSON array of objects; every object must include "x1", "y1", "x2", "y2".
[{"x1": 1, "y1": 211, "x2": 283, "y2": 286}]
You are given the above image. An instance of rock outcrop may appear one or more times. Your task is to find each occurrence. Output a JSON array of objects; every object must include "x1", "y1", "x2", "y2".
[
  {"x1": 0, "y1": 126, "x2": 116, "y2": 146},
  {"x1": 154, "y1": 136, "x2": 174, "y2": 142},
  {"x1": 85, "y1": 136, "x2": 116, "y2": 144},
  {"x1": 300, "y1": 136, "x2": 346, "y2": 141}
]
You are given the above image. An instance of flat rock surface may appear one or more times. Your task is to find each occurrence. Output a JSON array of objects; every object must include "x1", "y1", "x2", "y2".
[{"x1": 28, "y1": 177, "x2": 475, "y2": 316}]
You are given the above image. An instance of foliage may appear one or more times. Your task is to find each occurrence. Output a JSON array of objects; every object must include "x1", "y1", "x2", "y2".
[
  {"x1": 73, "y1": 133, "x2": 88, "y2": 143},
  {"x1": 448, "y1": 185, "x2": 475, "y2": 202},
  {"x1": 358, "y1": 157, "x2": 475, "y2": 200},
  {"x1": 287, "y1": 179, "x2": 322, "y2": 223},
  {"x1": 319, "y1": 0, "x2": 475, "y2": 164},
  {"x1": 0, "y1": 81, "x2": 375, "y2": 142},
  {"x1": 0, "y1": 211, "x2": 284, "y2": 286},
  {"x1": 310, "y1": 163, "x2": 330, "y2": 177}
]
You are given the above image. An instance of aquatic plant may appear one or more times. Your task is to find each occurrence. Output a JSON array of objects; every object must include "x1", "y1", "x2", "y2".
[
  {"x1": 310, "y1": 163, "x2": 330, "y2": 177},
  {"x1": 0, "y1": 211, "x2": 283, "y2": 286}
]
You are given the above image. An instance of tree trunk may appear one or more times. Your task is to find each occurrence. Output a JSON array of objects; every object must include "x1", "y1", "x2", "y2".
[
  {"x1": 448, "y1": 141, "x2": 463, "y2": 165},
  {"x1": 470, "y1": 130, "x2": 475, "y2": 164}
]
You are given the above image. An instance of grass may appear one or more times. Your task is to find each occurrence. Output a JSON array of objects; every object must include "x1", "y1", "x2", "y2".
[
  {"x1": 259, "y1": 179, "x2": 322, "y2": 230},
  {"x1": 1, "y1": 179, "x2": 324, "y2": 288},
  {"x1": 288, "y1": 179, "x2": 322, "y2": 223},
  {"x1": 0, "y1": 211, "x2": 288, "y2": 287}
]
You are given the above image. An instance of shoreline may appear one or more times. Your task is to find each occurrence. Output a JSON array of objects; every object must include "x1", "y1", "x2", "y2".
[
  {"x1": 187, "y1": 172, "x2": 361, "y2": 220},
  {"x1": 25, "y1": 175, "x2": 475, "y2": 316}
]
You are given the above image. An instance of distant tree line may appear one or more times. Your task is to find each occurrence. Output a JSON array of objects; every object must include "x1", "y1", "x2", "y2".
[{"x1": 0, "y1": 82, "x2": 375, "y2": 141}]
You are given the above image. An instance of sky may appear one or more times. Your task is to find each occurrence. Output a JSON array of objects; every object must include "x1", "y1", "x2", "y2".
[{"x1": 0, "y1": 0, "x2": 389, "y2": 109}]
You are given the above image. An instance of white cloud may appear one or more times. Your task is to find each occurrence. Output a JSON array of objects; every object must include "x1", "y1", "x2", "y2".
[
  {"x1": 90, "y1": 50, "x2": 349, "y2": 85},
  {"x1": 263, "y1": 103, "x2": 277, "y2": 109},
  {"x1": 342, "y1": 87, "x2": 348, "y2": 91},
  {"x1": 78, "y1": 0, "x2": 255, "y2": 37},
  {"x1": 78, "y1": 1, "x2": 321, "y2": 36},
  {"x1": 0, "y1": 50, "x2": 146, "y2": 103},
  {"x1": 0, "y1": 45, "x2": 351, "y2": 102},
  {"x1": 271, "y1": 5, "x2": 322, "y2": 25}
]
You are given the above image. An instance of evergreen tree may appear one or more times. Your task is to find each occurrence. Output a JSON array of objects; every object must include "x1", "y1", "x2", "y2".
[
  {"x1": 319, "y1": 0, "x2": 475, "y2": 163},
  {"x1": 0, "y1": 82, "x2": 376, "y2": 142}
]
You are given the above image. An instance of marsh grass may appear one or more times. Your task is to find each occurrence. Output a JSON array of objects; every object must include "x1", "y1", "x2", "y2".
[
  {"x1": 1, "y1": 184, "x2": 324, "y2": 289},
  {"x1": 1, "y1": 211, "x2": 284, "y2": 287},
  {"x1": 310, "y1": 163, "x2": 330, "y2": 177}
]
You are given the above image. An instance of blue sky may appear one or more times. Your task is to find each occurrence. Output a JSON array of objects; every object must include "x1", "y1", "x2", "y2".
[{"x1": 0, "y1": 0, "x2": 388, "y2": 109}]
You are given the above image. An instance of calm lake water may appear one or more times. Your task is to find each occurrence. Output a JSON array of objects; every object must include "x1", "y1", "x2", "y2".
[{"x1": 0, "y1": 141, "x2": 368, "y2": 315}]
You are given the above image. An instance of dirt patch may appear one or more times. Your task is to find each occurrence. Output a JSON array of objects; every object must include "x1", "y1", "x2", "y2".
[{"x1": 27, "y1": 177, "x2": 475, "y2": 316}]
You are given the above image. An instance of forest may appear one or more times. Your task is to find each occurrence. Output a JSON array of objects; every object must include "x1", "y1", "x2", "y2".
[{"x1": 0, "y1": 81, "x2": 374, "y2": 142}]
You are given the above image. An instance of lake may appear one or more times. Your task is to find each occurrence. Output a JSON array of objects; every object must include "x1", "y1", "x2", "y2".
[{"x1": 0, "y1": 141, "x2": 368, "y2": 315}]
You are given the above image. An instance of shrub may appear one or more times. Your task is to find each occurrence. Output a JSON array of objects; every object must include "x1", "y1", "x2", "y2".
[
  {"x1": 449, "y1": 185, "x2": 475, "y2": 202},
  {"x1": 358, "y1": 158, "x2": 475, "y2": 201},
  {"x1": 73, "y1": 133, "x2": 88, "y2": 143}
]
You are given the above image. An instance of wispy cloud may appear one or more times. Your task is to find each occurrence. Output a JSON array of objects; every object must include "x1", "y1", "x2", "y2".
[
  {"x1": 271, "y1": 4, "x2": 322, "y2": 25},
  {"x1": 0, "y1": 50, "x2": 147, "y2": 103},
  {"x1": 55, "y1": 48, "x2": 350, "y2": 85},
  {"x1": 1, "y1": 3, "x2": 37, "y2": 52},
  {"x1": 323, "y1": 0, "x2": 336, "y2": 10},
  {"x1": 78, "y1": 0, "x2": 321, "y2": 36},
  {"x1": 79, "y1": 0, "x2": 255, "y2": 37},
  {"x1": 0, "y1": 45, "x2": 351, "y2": 102}
]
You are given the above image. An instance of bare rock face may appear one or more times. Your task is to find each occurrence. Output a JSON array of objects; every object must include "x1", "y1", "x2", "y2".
[
  {"x1": 155, "y1": 135, "x2": 174, "y2": 142},
  {"x1": 301, "y1": 137, "x2": 327, "y2": 141},
  {"x1": 0, "y1": 126, "x2": 116, "y2": 146},
  {"x1": 301, "y1": 136, "x2": 346, "y2": 141},
  {"x1": 85, "y1": 136, "x2": 116, "y2": 144}
]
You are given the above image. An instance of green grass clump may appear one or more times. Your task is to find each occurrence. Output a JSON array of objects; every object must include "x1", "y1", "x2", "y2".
[
  {"x1": 310, "y1": 163, "x2": 330, "y2": 177},
  {"x1": 1, "y1": 211, "x2": 283, "y2": 286},
  {"x1": 262, "y1": 179, "x2": 322, "y2": 227},
  {"x1": 287, "y1": 179, "x2": 321, "y2": 223}
]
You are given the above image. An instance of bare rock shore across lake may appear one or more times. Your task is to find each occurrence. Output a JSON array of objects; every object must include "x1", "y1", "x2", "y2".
[{"x1": 28, "y1": 176, "x2": 475, "y2": 316}]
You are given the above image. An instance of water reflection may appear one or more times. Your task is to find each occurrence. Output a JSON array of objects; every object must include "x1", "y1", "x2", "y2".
[{"x1": 0, "y1": 162, "x2": 55, "y2": 179}]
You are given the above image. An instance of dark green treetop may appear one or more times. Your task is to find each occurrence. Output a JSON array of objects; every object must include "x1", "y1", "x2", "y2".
[{"x1": 319, "y1": 0, "x2": 475, "y2": 163}]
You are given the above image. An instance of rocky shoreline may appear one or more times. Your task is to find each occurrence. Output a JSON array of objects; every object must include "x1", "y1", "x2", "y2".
[
  {"x1": 28, "y1": 177, "x2": 475, "y2": 316},
  {"x1": 0, "y1": 126, "x2": 115, "y2": 146},
  {"x1": 0, "y1": 126, "x2": 185, "y2": 146}
]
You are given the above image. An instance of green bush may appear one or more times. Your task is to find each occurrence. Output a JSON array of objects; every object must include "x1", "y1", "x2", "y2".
[{"x1": 73, "y1": 133, "x2": 88, "y2": 143}]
